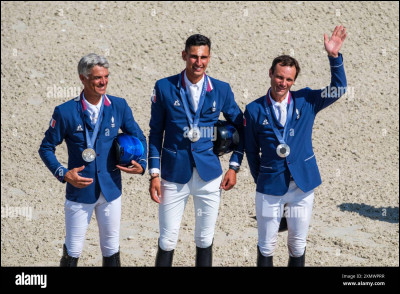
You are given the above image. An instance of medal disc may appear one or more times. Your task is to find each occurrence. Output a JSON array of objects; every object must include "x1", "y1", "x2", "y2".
[
  {"x1": 188, "y1": 127, "x2": 201, "y2": 142},
  {"x1": 276, "y1": 144, "x2": 290, "y2": 158},
  {"x1": 82, "y1": 148, "x2": 96, "y2": 162}
]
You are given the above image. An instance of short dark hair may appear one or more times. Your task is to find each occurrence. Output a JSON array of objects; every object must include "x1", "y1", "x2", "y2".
[
  {"x1": 185, "y1": 34, "x2": 211, "y2": 52},
  {"x1": 270, "y1": 55, "x2": 301, "y2": 80}
]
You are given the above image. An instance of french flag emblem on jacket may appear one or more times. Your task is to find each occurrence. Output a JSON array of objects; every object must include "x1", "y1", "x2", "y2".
[
  {"x1": 151, "y1": 89, "x2": 156, "y2": 103},
  {"x1": 50, "y1": 118, "x2": 56, "y2": 128}
]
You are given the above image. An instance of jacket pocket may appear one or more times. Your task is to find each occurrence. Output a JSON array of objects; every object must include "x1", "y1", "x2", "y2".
[
  {"x1": 162, "y1": 147, "x2": 177, "y2": 154},
  {"x1": 198, "y1": 146, "x2": 214, "y2": 153},
  {"x1": 304, "y1": 154, "x2": 315, "y2": 162},
  {"x1": 259, "y1": 165, "x2": 274, "y2": 173},
  {"x1": 260, "y1": 165, "x2": 273, "y2": 169},
  {"x1": 161, "y1": 147, "x2": 177, "y2": 176}
]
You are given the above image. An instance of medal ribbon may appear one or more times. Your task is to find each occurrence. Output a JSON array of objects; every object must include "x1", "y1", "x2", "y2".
[
  {"x1": 79, "y1": 92, "x2": 105, "y2": 150},
  {"x1": 179, "y1": 71, "x2": 208, "y2": 132},
  {"x1": 263, "y1": 88, "x2": 294, "y2": 145}
]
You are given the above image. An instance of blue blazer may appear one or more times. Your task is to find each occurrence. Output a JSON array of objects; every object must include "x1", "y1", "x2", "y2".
[
  {"x1": 148, "y1": 71, "x2": 244, "y2": 184},
  {"x1": 38, "y1": 92, "x2": 147, "y2": 204},
  {"x1": 244, "y1": 54, "x2": 347, "y2": 196}
]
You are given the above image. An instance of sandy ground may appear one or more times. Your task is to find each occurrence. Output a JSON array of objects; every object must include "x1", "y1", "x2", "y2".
[{"x1": 1, "y1": 1, "x2": 398, "y2": 267}]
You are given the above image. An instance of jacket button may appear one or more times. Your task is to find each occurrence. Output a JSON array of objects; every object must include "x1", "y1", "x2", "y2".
[
  {"x1": 97, "y1": 170, "x2": 100, "y2": 173},
  {"x1": 97, "y1": 154, "x2": 100, "y2": 156}
]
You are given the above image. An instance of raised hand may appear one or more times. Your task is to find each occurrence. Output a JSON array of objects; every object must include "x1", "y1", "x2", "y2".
[{"x1": 324, "y1": 25, "x2": 347, "y2": 58}]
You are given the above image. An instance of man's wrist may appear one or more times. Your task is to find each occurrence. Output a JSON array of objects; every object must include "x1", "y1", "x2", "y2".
[
  {"x1": 229, "y1": 165, "x2": 240, "y2": 173},
  {"x1": 328, "y1": 52, "x2": 341, "y2": 58},
  {"x1": 149, "y1": 168, "x2": 160, "y2": 175},
  {"x1": 149, "y1": 173, "x2": 160, "y2": 181}
]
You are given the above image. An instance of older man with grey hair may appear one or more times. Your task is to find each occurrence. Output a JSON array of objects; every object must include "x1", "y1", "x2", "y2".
[{"x1": 39, "y1": 53, "x2": 147, "y2": 266}]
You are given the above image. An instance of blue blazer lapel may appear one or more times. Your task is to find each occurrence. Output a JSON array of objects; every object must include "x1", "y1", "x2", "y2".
[
  {"x1": 292, "y1": 96, "x2": 305, "y2": 121},
  {"x1": 187, "y1": 93, "x2": 196, "y2": 114},
  {"x1": 79, "y1": 93, "x2": 95, "y2": 130},
  {"x1": 268, "y1": 103, "x2": 284, "y2": 129},
  {"x1": 203, "y1": 91, "x2": 213, "y2": 112},
  {"x1": 100, "y1": 95, "x2": 113, "y2": 134},
  {"x1": 201, "y1": 77, "x2": 214, "y2": 114},
  {"x1": 177, "y1": 72, "x2": 196, "y2": 114},
  {"x1": 82, "y1": 109, "x2": 94, "y2": 130}
]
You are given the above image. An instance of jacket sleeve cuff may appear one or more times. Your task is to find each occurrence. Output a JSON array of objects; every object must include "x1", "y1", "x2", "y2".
[
  {"x1": 328, "y1": 53, "x2": 343, "y2": 67},
  {"x1": 138, "y1": 159, "x2": 147, "y2": 176},
  {"x1": 149, "y1": 168, "x2": 160, "y2": 175},
  {"x1": 54, "y1": 166, "x2": 69, "y2": 183},
  {"x1": 229, "y1": 150, "x2": 243, "y2": 166},
  {"x1": 148, "y1": 157, "x2": 160, "y2": 171}
]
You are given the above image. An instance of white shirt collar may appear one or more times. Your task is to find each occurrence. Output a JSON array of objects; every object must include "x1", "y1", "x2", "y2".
[
  {"x1": 184, "y1": 71, "x2": 205, "y2": 89},
  {"x1": 82, "y1": 92, "x2": 103, "y2": 109},
  {"x1": 269, "y1": 90, "x2": 289, "y2": 107}
]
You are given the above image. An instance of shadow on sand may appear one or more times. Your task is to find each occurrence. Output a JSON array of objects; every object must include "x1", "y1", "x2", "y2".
[{"x1": 338, "y1": 203, "x2": 399, "y2": 223}]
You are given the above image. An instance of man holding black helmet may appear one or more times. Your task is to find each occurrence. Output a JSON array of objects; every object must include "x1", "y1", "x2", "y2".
[
  {"x1": 148, "y1": 34, "x2": 244, "y2": 267},
  {"x1": 39, "y1": 53, "x2": 147, "y2": 267}
]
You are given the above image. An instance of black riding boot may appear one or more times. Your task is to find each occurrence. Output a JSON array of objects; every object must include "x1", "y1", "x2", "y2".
[
  {"x1": 60, "y1": 244, "x2": 79, "y2": 267},
  {"x1": 257, "y1": 246, "x2": 273, "y2": 267},
  {"x1": 288, "y1": 248, "x2": 306, "y2": 267},
  {"x1": 195, "y1": 244, "x2": 213, "y2": 267},
  {"x1": 155, "y1": 243, "x2": 174, "y2": 267},
  {"x1": 103, "y1": 251, "x2": 121, "y2": 267}
]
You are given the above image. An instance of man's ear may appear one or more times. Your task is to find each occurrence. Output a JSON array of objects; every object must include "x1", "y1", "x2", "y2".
[
  {"x1": 268, "y1": 69, "x2": 272, "y2": 79},
  {"x1": 182, "y1": 50, "x2": 187, "y2": 61},
  {"x1": 79, "y1": 74, "x2": 86, "y2": 83}
]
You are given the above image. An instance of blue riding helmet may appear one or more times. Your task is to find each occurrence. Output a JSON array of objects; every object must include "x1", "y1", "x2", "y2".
[
  {"x1": 213, "y1": 120, "x2": 239, "y2": 156},
  {"x1": 114, "y1": 133, "x2": 144, "y2": 165}
]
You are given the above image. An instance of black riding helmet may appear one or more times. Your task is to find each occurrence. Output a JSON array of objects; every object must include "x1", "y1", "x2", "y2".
[{"x1": 213, "y1": 120, "x2": 239, "y2": 156}]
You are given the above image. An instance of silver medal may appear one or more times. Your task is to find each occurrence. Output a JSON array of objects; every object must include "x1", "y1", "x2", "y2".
[
  {"x1": 82, "y1": 148, "x2": 96, "y2": 162},
  {"x1": 276, "y1": 144, "x2": 290, "y2": 158},
  {"x1": 188, "y1": 127, "x2": 201, "y2": 142}
]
